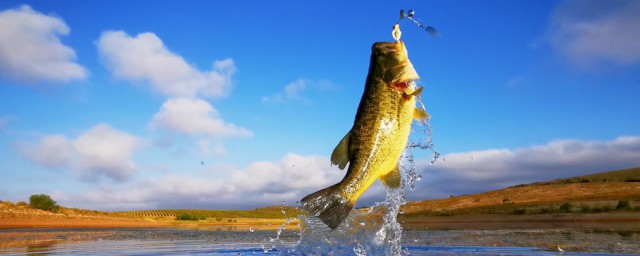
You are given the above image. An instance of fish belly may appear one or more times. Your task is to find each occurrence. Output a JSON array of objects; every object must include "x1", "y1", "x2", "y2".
[{"x1": 340, "y1": 86, "x2": 416, "y2": 202}]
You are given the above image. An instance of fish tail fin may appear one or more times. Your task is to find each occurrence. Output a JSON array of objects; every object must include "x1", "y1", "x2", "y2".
[{"x1": 300, "y1": 184, "x2": 354, "y2": 229}]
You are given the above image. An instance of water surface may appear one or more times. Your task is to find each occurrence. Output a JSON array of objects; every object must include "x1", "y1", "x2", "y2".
[{"x1": 1, "y1": 228, "x2": 638, "y2": 255}]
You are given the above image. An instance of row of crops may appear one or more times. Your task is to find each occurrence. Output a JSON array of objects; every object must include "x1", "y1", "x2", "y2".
[{"x1": 114, "y1": 206, "x2": 304, "y2": 219}]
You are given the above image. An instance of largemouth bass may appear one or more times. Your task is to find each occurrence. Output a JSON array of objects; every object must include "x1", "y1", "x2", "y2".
[{"x1": 300, "y1": 40, "x2": 429, "y2": 229}]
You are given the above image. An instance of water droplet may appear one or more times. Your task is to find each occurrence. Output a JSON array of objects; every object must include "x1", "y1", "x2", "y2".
[
  {"x1": 249, "y1": 227, "x2": 254, "y2": 232},
  {"x1": 353, "y1": 243, "x2": 367, "y2": 256},
  {"x1": 282, "y1": 200, "x2": 286, "y2": 205},
  {"x1": 415, "y1": 175, "x2": 422, "y2": 181},
  {"x1": 359, "y1": 219, "x2": 365, "y2": 226}
]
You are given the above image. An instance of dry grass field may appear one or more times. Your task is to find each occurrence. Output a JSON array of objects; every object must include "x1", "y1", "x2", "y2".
[{"x1": 401, "y1": 167, "x2": 640, "y2": 216}]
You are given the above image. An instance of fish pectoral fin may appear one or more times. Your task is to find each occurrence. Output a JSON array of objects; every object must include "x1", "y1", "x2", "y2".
[
  {"x1": 413, "y1": 107, "x2": 430, "y2": 123},
  {"x1": 402, "y1": 86, "x2": 423, "y2": 100},
  {"x1": 380, "y1": 165, "x2": 402, "y2": 188},
  {"x1": 410, "y1": 86, "x2": 423, "y2": 96},
  {"x1": 330, "y1": 131, "x2": 351, "y2": 170}
]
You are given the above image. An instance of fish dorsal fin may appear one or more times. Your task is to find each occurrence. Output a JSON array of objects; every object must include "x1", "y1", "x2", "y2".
[
  {"x1": 380, "y1": 164, "x2": 402, "y2": 188},
  {"x1": 331, "y1": 131, "x2": 351, "y2": 170}
]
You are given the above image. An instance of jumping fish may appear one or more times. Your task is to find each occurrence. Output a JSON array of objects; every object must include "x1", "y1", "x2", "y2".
[{"x1": 300, "y1": 39, "x2": 429, "y2": 229}]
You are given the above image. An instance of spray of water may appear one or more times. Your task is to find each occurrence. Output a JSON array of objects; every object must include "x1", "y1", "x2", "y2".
[{"x1": 264, "y1": 87, "x2": 438, "y2": 255}]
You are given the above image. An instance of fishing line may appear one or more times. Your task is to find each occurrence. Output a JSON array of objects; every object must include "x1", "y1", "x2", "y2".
[{"x1": 397, "y1": 9, "x2": 440, "y2": 38}]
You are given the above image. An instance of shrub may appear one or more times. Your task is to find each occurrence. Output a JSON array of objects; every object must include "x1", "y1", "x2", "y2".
[
  {"x1": 29, "y1": 194, "x2": 58, "y2": 211},
  {"x1": 540, "y1": 207, "x2": 551, "y2": 214},
  {"x1": 16, "y1": 201, "x2": 28, "y2": 207},
  {"x1": 616, "y1": 200, "x2": 631, "y2": 210},
  {"x1": 176, "y1": 213, "x2": 207, "y2": 220},
  {"x1": 580, "y1": 205, "x2": 590, "y2": 213},
  {"x1": 512, "y1": 208, "x2": 526, "y2": 215},
  {"x1": 559, "y1": 202, "x2": 572, "y2": 213}
]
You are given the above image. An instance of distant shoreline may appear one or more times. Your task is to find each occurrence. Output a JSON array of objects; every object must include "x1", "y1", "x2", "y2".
[
  {"x1": 3, "y1": 211, "x2": 639, "y2": 231},
  {"x1": 401, "y1": 212, "x2": 640, "y2": 230}
]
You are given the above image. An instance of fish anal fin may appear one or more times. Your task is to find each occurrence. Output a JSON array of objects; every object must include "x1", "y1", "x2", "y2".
[
  {"x1": 300, "y1": 184, "x2": 354, "y2": 229},
  {"x1": 380, "y1": 165, "x2": 402, "y2": 188},
  {"x1": 413, "y1": 107, "x2": 430, "y2": 123},
  {"x1": 330, "y1": 131, "x2": 351, "y2": 170}
]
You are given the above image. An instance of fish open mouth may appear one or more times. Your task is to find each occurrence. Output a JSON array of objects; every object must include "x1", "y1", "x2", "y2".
[{"x1": 390, "y1": 80, "x2": 413, "y2": 92}]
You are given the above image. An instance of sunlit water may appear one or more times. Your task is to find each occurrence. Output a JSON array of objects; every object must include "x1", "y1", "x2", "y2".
[{"x1": 2, "y1": 228, "x2": 639, "y2": 255}]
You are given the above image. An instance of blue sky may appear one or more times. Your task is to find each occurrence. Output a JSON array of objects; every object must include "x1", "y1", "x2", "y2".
[{"x1": 1, "y1": 0, "x2": 639, "y2": 210}]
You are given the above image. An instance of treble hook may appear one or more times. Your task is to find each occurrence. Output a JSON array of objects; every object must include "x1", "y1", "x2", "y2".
[{"x1": 396, "y1": 9, "x2": 440, "y2": 38}]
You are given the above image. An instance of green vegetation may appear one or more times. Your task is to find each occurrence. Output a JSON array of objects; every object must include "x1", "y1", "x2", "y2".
[
  {"x1": 404, "y1": 199, "x2": 640, "y2": 217},
  {"x1": 616, "y1": 200, "x2": 631, "y2": 210},
  {"x1": 559, "y1": 202, "x2": 572, "y2": 213},
  {"x1": 176, "y1": 213, "x2": 208, "y2": 220},
  {"x1": 29, "y1": 194, "x2": 59, "y2": 211},
  {"x1": 115, "y1": 206, "x2": 304, "y2": 219},
  {"x1": 527, "y1": 167, "x2": 640, "y2": 186}
]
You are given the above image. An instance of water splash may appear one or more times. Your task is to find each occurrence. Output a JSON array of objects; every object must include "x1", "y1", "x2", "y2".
[
  {"x1": 267, "y1": 148, "x2": 424, "y2": 255},
  {"x1": 263, "y1": 94, "x2": 437, "y2": 255},
  {"x1": 280, "y1": 185, "x2": 408, "y2": 255}
]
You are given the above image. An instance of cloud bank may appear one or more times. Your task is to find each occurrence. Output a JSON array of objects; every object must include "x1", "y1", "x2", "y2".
[
  {"x1": 21, "y1": 124, "x2": 140, "y2": 182},
  {"x1": 97, "y1": 31, "x2": 236, "y2": 98},
  {"x1": 0, "y1": 5, "x2": 87, "y2": 84},
  {"x1": 409, "y1": 136, "x2": 640, "y2": 201},
  {"x1": 67, "y1": 153, "x2": 343, "y2": 210},
  {"x1": 60, "y1": 136, "x2": 640, "y2": 210},
  {"x1": 548, "y1": 0, "x2": 640, "y2": 67}
]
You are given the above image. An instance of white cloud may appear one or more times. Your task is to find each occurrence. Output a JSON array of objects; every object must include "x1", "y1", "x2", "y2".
[
  {"x1": 548, "y1": 0, "x2": 640, "y2": 67},
  {"x1": 408, "y1": 136, "x2": 640, "y2": 201},
  {"x1": 0, "y1": 5, "x2": 87, "y2": 84},
  {"x1": 66, "y1": 153, "x2": 344, "y2": 210},
  {"x1": 149, "y1": 97, "x2": 252, "y2": 139},
  {"x1": 262, "y1": 79, "x2": 334, "y2": 103},
  {"x1": 22, "y1": 135, "x2": 72, "y2": 168},
  {"x1": 21, "y1": 124, "x2": 140, "y2": 182},
  {"x1": 97, "y1": 31, "x2": 236, "y2": 98},
  {"x1": 73, "y1": 124, "x2": 139, "y2": 181}
]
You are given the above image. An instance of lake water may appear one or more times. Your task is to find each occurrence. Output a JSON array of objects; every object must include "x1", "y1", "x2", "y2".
[{"x1": 1, "y1": 228, "x2": 639, "y2": 255}]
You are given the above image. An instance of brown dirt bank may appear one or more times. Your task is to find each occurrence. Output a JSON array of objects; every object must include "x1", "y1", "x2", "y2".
[
  {"x1": 400, "y1": 212, "x2": 640, "y2": 230},
  {"x1": 0, "y1": 205, "x2": 297, "y2": 231}
]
